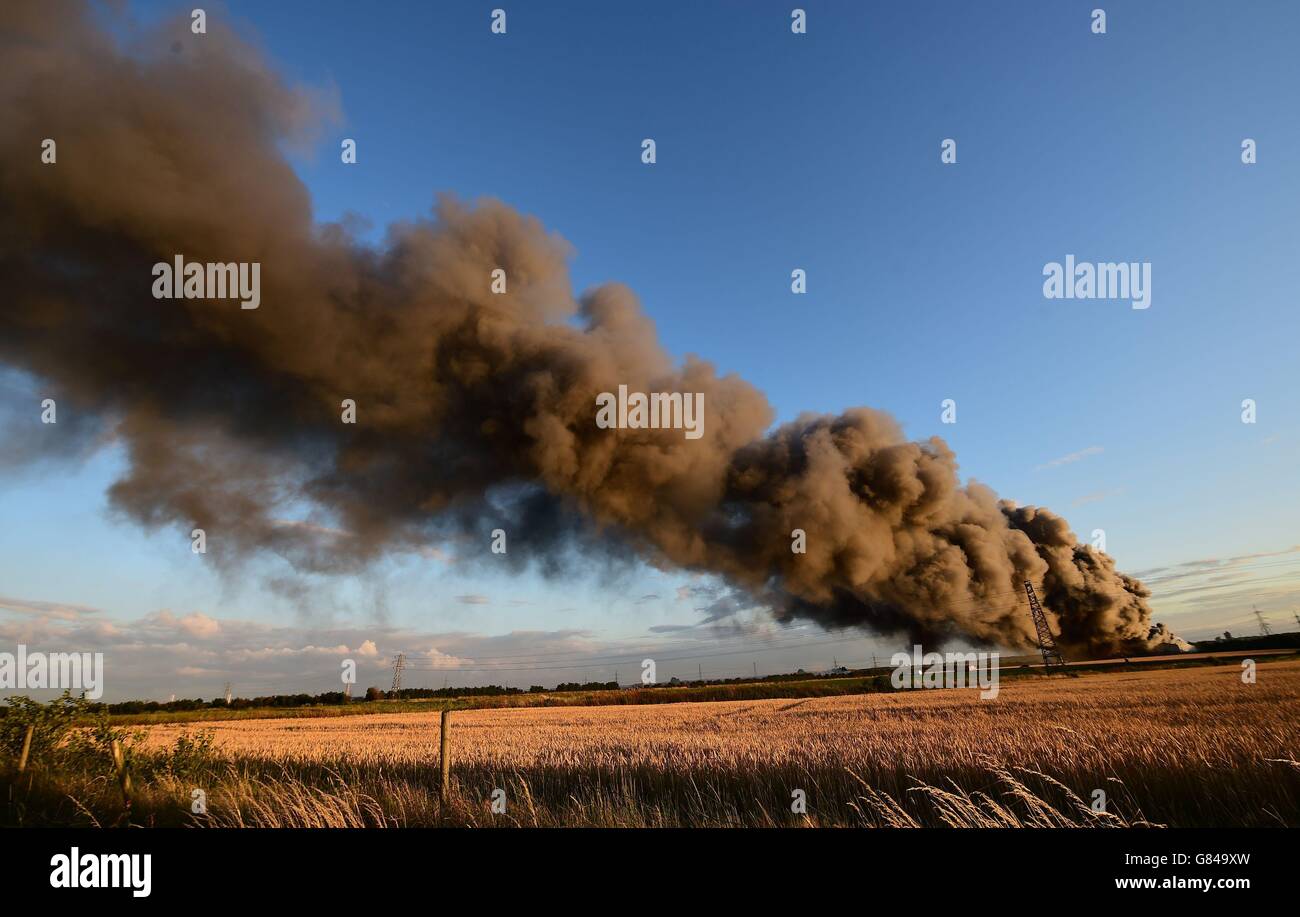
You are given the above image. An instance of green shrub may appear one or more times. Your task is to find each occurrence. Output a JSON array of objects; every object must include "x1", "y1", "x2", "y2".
[{"x1": 2, "y1": 691, "x2": 140, "y2": 773}]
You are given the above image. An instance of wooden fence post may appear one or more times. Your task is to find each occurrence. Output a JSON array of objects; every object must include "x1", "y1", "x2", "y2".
[
  {"x1": 111, "y1": 739, "x2": 132, "y2": 810},
  {"x1": 17, "y1": 724, "x2": 33, "y2": 773},
  {"x1": 439, "y1": 709, "x2": 452, "y2": 810}
]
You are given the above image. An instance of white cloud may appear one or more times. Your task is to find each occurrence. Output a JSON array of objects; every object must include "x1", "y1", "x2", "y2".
[
  {"x1": 424, "y1": 647, "x2": 472, "y2": 667},
  {"x1": 178, "y1": 612, "x2": 220, "y2": 638}
]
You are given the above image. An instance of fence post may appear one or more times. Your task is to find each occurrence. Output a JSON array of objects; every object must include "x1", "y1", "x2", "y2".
[
  {"x1": 439, "y1": 709, "x2": 452, "y2": 811},
  {"x1": 17, "y1": 724, "x2": 33, "y2": 772},
  {"x1": 110, "y1": 739, "x2": 132, "y2": 810}
]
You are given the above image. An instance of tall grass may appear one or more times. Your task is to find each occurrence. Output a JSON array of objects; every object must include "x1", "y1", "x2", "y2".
[{"x1": 5, "y1": 661, "x2": 1297, "y2": 828}]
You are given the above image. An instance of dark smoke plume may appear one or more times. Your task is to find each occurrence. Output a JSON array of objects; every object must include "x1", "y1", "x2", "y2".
[{"x1": 0, "y1": 2, "x2": 1171, "y2": 656}]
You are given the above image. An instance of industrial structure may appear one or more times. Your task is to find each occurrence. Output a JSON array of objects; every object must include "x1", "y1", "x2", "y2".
[{"x1": 1023, "y1": 581, "x2": 1066, "y2": 668}]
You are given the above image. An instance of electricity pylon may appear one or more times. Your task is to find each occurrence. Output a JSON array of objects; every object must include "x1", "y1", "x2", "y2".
[{"x1": 1024, "y1": 582, "x2": 1066, "y2": 668}]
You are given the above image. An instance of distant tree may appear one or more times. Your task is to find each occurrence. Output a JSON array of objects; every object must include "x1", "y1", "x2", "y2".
[
  {"x1": 364, "y1": 686, "x2": 383, "y2": 701},
  {"x1": 1224, "y1": 631, "x2": 1232, "y2": 640}
]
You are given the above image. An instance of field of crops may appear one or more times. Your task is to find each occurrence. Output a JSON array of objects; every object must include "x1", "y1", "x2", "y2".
[{"x1": 116, "y1": 659, "x2": 1300, "y2": 828}]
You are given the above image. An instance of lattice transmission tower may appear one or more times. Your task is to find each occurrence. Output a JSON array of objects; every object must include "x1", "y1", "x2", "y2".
[
  {"x1": 1023, "y1": 581, "x2": 1065, "y2": 668},
  {"x1": 390, "y1": 653, "x2": 406, "y2": 691}
]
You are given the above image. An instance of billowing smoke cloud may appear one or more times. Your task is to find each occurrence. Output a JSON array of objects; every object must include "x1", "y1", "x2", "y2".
[{"x1": 0, "y1": 2, "x2": 1170, "y2": 657}]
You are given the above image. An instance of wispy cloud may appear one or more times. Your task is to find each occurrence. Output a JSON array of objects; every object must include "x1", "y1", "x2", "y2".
[
  {"x1": 0, "y1": 595, "x2": 101, "y2": 620},
  {"x1": 1134, "y1": 545, "x2": 1300, "y2": 589},
  {"x1": 1071, "y1": 488, "x2": 1123, "y2": 507},
  {"x1": 1131, "y1": 546, "x2": 1300, "y2": 640},
  {"x1": 1035, "y1": 445, "x2": 1103, "y2": 472}
]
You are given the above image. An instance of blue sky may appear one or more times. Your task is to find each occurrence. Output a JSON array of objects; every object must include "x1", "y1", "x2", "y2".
[{"x1": 2, "y1": 1, "x2": 1299, "y2": 699}]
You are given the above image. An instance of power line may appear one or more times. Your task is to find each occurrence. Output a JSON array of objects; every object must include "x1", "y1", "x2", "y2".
[
  {"x1": 396, "y1": 633, "x2": 886, "y2": 673},
  {"x1": 396, "y1": 584, "x2": 1063, "y2": 673},
  {"x1": 399, "y1": 580, "x2": 1091, "y2": 670},
  {"x1": 391, "y1": 577, "x2": 1141, "y2": 675},
  {"x1": 391, "y1": 622, "x2": 826, "y2": 666},
  {"x1": 382, "y1": 556, "x2": 1300, "y2": 671},
  {"x1": 1137, "y1": 553, "x2": 1300, "y2": 584},
  {"x1": 157, "y1": 555, "x2": 1300, "y2": 695}
]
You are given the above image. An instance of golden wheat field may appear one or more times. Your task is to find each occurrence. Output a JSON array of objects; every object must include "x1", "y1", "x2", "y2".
[{"x1": 124, "y1": 660, "x2": 1300, "y2": 828}]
